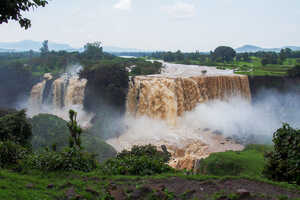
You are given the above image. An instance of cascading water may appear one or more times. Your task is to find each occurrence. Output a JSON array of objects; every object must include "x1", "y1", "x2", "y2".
[
  {"x1": 28, "y1": 65, "x2": 92, "y2": 127},
  {"x1": 127, "y1": 75, "x2": 251, "y2": 126},
  {"x1": 107, "y1": 61, "x2": 251, "y2": 170}
]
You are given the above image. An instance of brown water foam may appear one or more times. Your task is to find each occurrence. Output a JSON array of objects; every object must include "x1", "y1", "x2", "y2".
[{"x1": 127, "y1": 75, "x2": 251, "y2": 125}]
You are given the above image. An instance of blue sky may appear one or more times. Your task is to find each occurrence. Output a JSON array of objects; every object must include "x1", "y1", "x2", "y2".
[{"x1": 1, "y1": 0, "x2": 300, "y2": 51}]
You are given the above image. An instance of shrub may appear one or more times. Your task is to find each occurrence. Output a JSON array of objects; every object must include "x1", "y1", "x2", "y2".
[
  {"x1": 0, "y1": 110, "x2": 32, "y2": 147},
  {"x1": 31, "y1": 114, "x2": 69, "y2": 151},
  {"x1": 263, "y1": 124, "x2": 300, "y2": 184},
  {"x1": 100, "y1": 145, "x2": 173, "y2": 176},
  {"x1": 22, "y1": 147, "x2": 97, "y2": 172},
  {"x1": 0, "y1": 141, "x2": 28, "y2": 168}
]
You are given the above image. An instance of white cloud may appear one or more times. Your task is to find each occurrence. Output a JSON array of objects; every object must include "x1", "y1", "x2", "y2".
[
  {"x1": 163, "y1": 2, "x2": 196, "y2": 19},
  {"x1": 114, "y1": 0, "x2": 132, "y2": 10}
]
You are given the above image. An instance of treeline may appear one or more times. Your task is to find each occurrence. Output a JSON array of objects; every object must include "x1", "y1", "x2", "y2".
[{"x1": 151, "y1": 46, "x2": 300, "y2": 66}]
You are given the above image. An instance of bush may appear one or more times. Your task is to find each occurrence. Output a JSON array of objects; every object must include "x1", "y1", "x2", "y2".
[
  {"x1": 22, "y1": 147, "x2": 97, "y2": 172},
  {"x1": 0, "y1": 110, "x2": 32, "y2": 147},
  {"x1": 100, "y1": 145, "x2": 173, "y2": 176},
  {"x1": 31, "y1": 114, "x2": 69, "y2": 151},
  {"x1": 0, "y1": 141, "x2": 29, "y2": 168},
  {"x1": 263, "y1": 124, "x2": 300, "y2": 184},
  {"x1": 30, "y1": 114, "x2": 117, "y2": 162}
]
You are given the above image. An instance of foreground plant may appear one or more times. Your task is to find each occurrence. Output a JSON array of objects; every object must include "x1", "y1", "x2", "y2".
[
  {"x1": 100, "y1": 144, "x2": 173, "y2": 176},
  {"x1": 263, "y1": 123, "x2": 300, "y2": 185}
]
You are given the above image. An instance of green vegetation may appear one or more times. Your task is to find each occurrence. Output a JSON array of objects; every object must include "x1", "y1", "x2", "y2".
[
  {"x1": 21, "y1": 147, "x2": 97, "y2": 172},
  {"x1": 80, "y1": 60, "x2": 129, "y2": 112},
  {"x1": 0, "y1": 109, "x2": 300, "y2": 199},
  {"x1": 151, "y1": 47, "x2": 300, "y2": 76},
  {"x1": 67, "y1": 110, "x2": 83, "y2": 149},
  {"x1": 263, "y1": 124, "x2": 300, "y2": 185},
  {"x1": 212, "y1": 46, "x2": 236, "y2": 62},
  {"x1": 196, "y1": 144, "x2": 273, "y2": 177},
  {"x1": 0, "y1": 141, "x2": 28, "y2": 168},
  {"x1": 0, "y1": 110, "x2": 32, "y2": 147},
  {"x1": 100, "y1": 145, "x2": 173, "y2": 176}
]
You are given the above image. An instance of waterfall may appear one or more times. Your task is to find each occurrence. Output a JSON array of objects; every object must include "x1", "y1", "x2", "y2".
[
  {"x1": 29, "y1": 73, "x2": 53, "y2": 112},
  {"x1": 108, "y1": 62, "x2": 252, "y2": 170},
  {"x1": 127, "y1": 75, "x2": 251, "y2": 126},
  {"x1": 27, "y1": 66, "x2": 92, "y2": 127}
]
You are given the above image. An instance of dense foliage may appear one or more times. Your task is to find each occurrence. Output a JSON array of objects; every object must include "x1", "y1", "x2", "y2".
[
  {"x1": 22, "y1": 147, "x2": 97, "y2": 172},
  {"x1": 130, "y1": 60, "x2": 162, "y2": 75},
  {"x1": 0, "y1": 110, "x2": 32, "y2": 147},
  {"x1": 212, "y1": 46, "x2": 236, "y2": 62},
  {"x1": 0, "y1": 61, "x2": 37, "y2": 107},
  {"x1": 100, "y1": 145, "x2": 173, "y2": 176},
  {"x1": 80, "y1": 61, "x2": 129, "y2": 112},
  {"x1": 31, "y1": 114, "x2": 69, "y2": 150},
  {"x1": 0, "y1": 141, "x2": 28, "y2": 168},
  {"x1": 0, "y1": 0, "x2": 48, "y2": 29},
  {"x1": 263, "y1": 124, "x2": 300, "y2": 185}
]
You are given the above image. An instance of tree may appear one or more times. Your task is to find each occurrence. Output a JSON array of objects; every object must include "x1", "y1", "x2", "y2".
[
  {"x1": 263, "y1": 124, "x2": 300, "y2": 185},
  {"x1": 213, "y1": 46, "x2": 236, "y2": 62},
  {"x1": 67, "y1": 110, "x2": 82, "y2": 148},
  {"x1": 80, "y1": 62, "x2": 129, "y2": 112},
  {"x1": 0, "y1": 110, "x2": 32, "y2": 147},
  {"x1": 0, "y1": 0, "x2": 48, "y2": 29},
  {"x1": 82, "y1": 41, "x2": 103, "y2": 60},
  {"x1": 40, "y1": 40, "x2": 49, "y2": 56}
]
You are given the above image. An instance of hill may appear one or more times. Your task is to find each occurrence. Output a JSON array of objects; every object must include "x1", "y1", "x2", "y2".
[
  {"x1": 236, "y1": 45, "x2": 300, "y2": 53},
  {"x1": 0, "y1": 40, "x2": 146, "y2": 53},
  {"x1": 0, "y1": 40, "x2": 75, "y2": 52}
]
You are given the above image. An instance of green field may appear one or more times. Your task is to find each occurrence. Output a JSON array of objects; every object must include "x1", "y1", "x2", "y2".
[{"x1": 179, "y1": 57, "x2": 297, "y2": 76}]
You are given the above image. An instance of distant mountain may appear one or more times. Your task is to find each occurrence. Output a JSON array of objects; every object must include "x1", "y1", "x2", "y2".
[
  {"x1": 236, "y1": 45, "x2": 300, "y2": 53},
  {"x1": 0, "y1": 40, "x2": 75, "y2": 52},
  {"x1": 235, "y1": 45, "x2": 263, "y2": 53},
  {"x1": 0, "y1": 40, "x2": 146, "y2": 53}
]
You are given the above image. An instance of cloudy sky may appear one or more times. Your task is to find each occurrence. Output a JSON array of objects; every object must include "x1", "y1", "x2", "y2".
[{"x1": 1, "y1": 0, "x2": 300, "y2": 51}]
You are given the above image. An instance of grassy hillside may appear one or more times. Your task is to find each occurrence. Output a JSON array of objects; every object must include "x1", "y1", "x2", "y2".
[
  {"x1": 196, "y1": 144, "x2": 273, "y2": 177},
  {"x1": 0, "y1": 170, "x2": 299, "y2": 200}
]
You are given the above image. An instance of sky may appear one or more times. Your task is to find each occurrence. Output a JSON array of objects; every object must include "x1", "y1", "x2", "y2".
[{"x1": 1, "y1": 0, "x2": 300, "y2": 52}]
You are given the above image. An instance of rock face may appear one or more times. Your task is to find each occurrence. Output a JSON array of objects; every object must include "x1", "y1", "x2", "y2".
[{"x1": 127, "y1": 75, "x2": 251, "y2": 126}]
